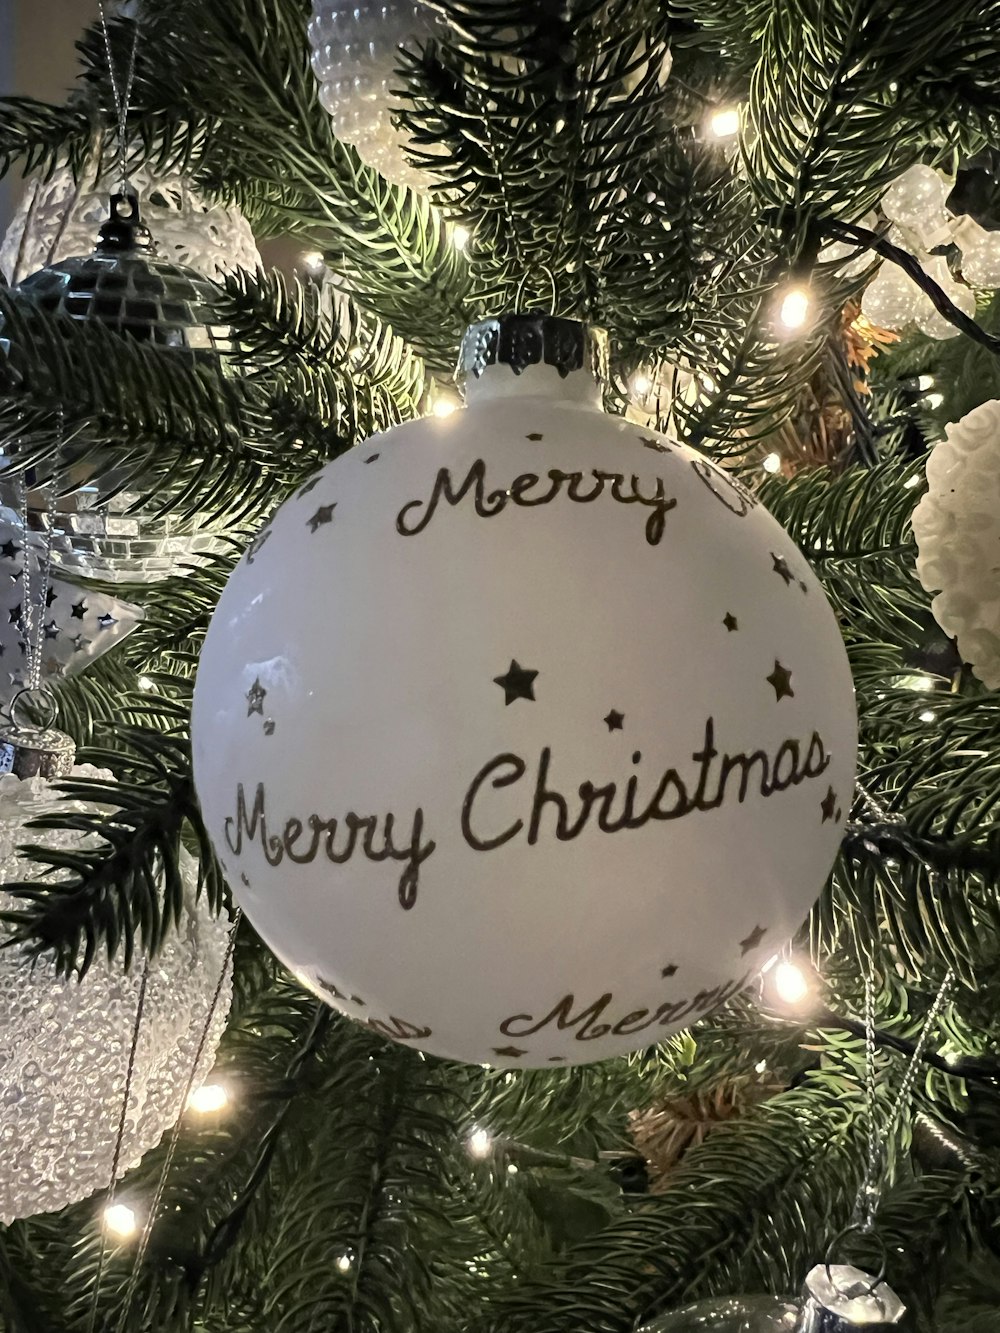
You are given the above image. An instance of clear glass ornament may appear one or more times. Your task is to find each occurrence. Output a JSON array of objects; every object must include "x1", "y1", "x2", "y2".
[
  {"x1": 639, "y1": 1294, "x2": 799, "y2": 1330},
  {"x1": 0, "y1": 158, "x2": 260, "y2": 286},
  {"x1": 0, "y1": 767, "x2": 233, "y2": 1223},
  {"x1": 307, "y1": 1, "x2": 437, "y2": 190},
  {"x1": 881, "y1": 164, "x2": 953, "y2": 250},
  {"x1": 913, "y1": 398, "x2": 1000, "y2": 689},
  {"x1": 953, "y1": 216, "x2": 1000, "y2": 289}
]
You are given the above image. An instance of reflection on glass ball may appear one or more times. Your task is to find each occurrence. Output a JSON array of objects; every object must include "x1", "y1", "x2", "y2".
[{"x1": 638, "y1": 1294, "x2": 799, "y2": 1331}]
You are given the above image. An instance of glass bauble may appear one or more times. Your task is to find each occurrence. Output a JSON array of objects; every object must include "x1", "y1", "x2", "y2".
[
  {"x1": 882, "y1": 163, "x2": 952, "y2": 250},
  {"x1": 4, "y1": 194, "x2": 235, "y2": 581},
  {"x1": 308, "y1": 1, "x2": 436, "y2": 190},
  {"x1": 639, "y1": 1294, "x2": 798, "y2": 1330},
  {"x1": 0, "y1": 768, "x2": 233, "y2": 1223},
  {"x1": 191, "y1": 313, "x2": 856, "y2": 1068},
  {"x1": 954, "y1": 216, "x2": 1000, "y2": 289},
  {"x1": 0, "y1": 158, "x2": 260, "y2": 286},
  {"x1": 912, "y1": 398, "x2": 1000, "y2": 688}
]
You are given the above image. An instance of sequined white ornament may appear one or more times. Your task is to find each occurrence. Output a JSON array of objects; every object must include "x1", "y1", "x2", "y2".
[
  {"x1": 953, "y1": 216, "x2": 1000, "y2": 289},
  {"x1": 307, "y1": 1, "x2": 436, "y2": 190},
  {"x1": 882, "y1": 163, "x2": 953, "y2": 251},
  {"x1": 0, "y1": 159, "x2": 260, "y2": 286},
  {"x1": 912, "y1": 399, "x2": 1000, "y2": 688},
  {"x1": 192, "y1": 314, "x2": 857, "y2": 1069},
  {"x1": 0, "y1": 768, "x2": 233, "y2": 1223}
]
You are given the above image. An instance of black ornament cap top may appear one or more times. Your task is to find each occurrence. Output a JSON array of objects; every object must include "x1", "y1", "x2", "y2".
[
  {"x1": 459, "y1": 312, "x2": 609, "y2": 383},
  {"x1": 96, "y1": 192, "x2": 157, "y2": 256}
]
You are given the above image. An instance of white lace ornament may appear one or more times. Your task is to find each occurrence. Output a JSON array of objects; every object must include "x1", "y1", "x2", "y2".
[
  {"x1": 0, "y1": 160, "x2": 260, "y2": 286},
  {"x1": 0, "y1": 767, "x2": 233, "y2": 1223},
  {"x1": 912, "y1": 399, "x2": 1000, "y2": 687}
]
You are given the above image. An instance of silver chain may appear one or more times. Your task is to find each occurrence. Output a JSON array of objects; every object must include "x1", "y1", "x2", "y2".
[
  {"x1": 97, "y1": 0, "x2": 140, "y2": 194},
  {"x1": 15, "y1": 411, "x2": 65, "y2": 696},
  {"x1": 853, "y1": 964, "x2": 954, "y2": 1231}
]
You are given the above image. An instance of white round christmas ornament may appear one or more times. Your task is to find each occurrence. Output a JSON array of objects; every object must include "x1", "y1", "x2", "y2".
[
  {"x1": 0, "y1": 768, "x2": 233, "y2": 1222},
  {"x1": 307, "y1": 1, "x2": 437, "y2": 190},
  {"x1": 0, "y1": 159, "x2": 260, "y2": 286},
  {"x1": 912, "y1": 399, "x2": 1000, "y2": 687},
  {"x1": 192, "y1": 314, "x2": 856, "y2": 1068},
  {"x1": 881, "y1": 163, "x2": 953, "y2": 250}
]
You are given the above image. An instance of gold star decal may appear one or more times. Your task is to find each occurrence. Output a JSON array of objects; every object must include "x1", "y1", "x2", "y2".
[{"x1": 766, "y1": 661, "x2": 794, "y2": 701}]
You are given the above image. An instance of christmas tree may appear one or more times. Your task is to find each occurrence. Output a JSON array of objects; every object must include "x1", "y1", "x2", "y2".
[{"x1": 1, "y1": 1, "x2": 1000, "y2": 1329}]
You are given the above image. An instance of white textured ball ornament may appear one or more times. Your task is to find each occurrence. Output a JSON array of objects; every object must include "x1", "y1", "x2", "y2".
[
  {"x1": 912, "y1": 399, "x2": 1000, "y2": 687},
  {"x1": 307, "y1": 1, "x2": 436, "y2": 190},
  {"x1": 0, "y1": 160, "x2": 260, "y2": 286},
  {"x1": 192, "y1": 315, "x2": 856, "y2": 1068},
  {"x1": 0, "y1": 769, "x2": 233, "y2": 1223}
]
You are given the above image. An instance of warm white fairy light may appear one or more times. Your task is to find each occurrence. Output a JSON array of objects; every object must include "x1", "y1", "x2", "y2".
[
  {"x1": 138, "y1": 675, "x2": 154, "y2": 690},
  {"x1": 466, "y1": 1126, "x2": 493, "y2": 1159},
  {"x1": 103, "y1": 1202, "x2": 138, "y2": 1239},
  {"x1": 778, "y1": 286, "x2": 811, "y2": 330},
  {"x1": 916, "y1": 375, "x2": 935, "y2": 391},
  {"x1": 708, "y1": 105, "x2": 740, "y2": 138},
  {"x1": 919, "y1": 709, "x2": 937, "y2": 723},
  {"x1": 903, "y1": 475, "x2": 922, "y2": 489},
  {"x1": 302, "y1": 250, "x2": 325, "y2": 272},
  {"x1": 772, "y1": 960, "x2": 810, "y2": 1006},
  {"x1": 433, "y1": 392, "x2": 460, "y2": 418},
  {"x1": 925, "y1": 392, "x2": 944, "y2": 410},
  {"x1": 754, "y1": 1059, "x2": 768, "y2": 1074},
  {"x1": 506, "y1": 1163, "x2": 518, "y2": 1176},
  {"x1": 186, "y1": 1083, "x2": 229, "y2": 1114},
  {"x1": 762, "y1": 452, "x2": 782, "y2": 474},
  {"x1": 335, "y1": 1249, "x2": 355, "y2": 1273},
  {"x1": 631, "y1": 372, "x2": 652, "y2": 396},
  {"x1": 452, "y1": 225, "x2": 471, "y2": 251}
]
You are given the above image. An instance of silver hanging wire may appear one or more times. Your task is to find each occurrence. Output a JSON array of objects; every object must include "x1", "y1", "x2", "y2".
[
  {"x1": 16, "y1": 407, "x2": 65, "y2": 697},
  {"x1": 97, "y1": 0, "x2": 140, "y2": 194},
  {"x1": 851, "y1": 963, "x2": 954, "y2": 1234},
  {"x1": 114, "y1": 908, "x2": 243, "y2": 1333},
  {"x1": 86, "y1": 954, "x2": 152, "y2": 1333}
]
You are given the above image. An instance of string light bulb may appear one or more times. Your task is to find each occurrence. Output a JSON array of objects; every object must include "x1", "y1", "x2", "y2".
[
  {"x1": 186, "y1": 1082, "x2": 229, "y2": 1114},
  {"x1": 452, "y1": 225, "x2": 471, "y2": 251},
  {"x1": 466, "y1": 1126, "x2": 493, "y2": 1159},
  {"x1": 335, "y1": 1250, "x2": 355, "y2": 1273},
  {"x1": 762, "y1": 452, "x2": 782, "y2": 474},
  {"x1": 631, "y1": 371, "x2": 652, "y2": 396},
  {"x1": 138, "y1": 675, "x2": 154, "y2": 690},
  {"x1": 708, "y1": 106, "x2": 740, "y2": 138},
  {"x1": 432, "y1": 393, "x2": 460, "y2": 418},
  {"x1": 103, "y1": 1202, "x2": 138, "y2": 1239},
  {"x1": 767, "y1": 959, "x2": 812, "y2": 1008},
  {"x1": 301, "y1": 250, "x2": 325, "y2": 273},
  {"x1": 778, "y1": 285, "x2": 811, "y2": 330}
]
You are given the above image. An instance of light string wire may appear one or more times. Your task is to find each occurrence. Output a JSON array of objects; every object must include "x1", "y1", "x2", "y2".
[
  {"x1": 113, "y1": 907, "x2": 242, "y2": 1333},
  {"x1": 97, "y1": 0, "x2": 140, "y2": 195},
  {"x1": 86, "y1": 954, "x2": 152, "y2": 1333}
]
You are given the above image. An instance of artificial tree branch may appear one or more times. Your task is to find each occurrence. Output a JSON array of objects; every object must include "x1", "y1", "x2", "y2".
[{"x1": 822, "y1": 218, "x2": 1000, "y2": 356}]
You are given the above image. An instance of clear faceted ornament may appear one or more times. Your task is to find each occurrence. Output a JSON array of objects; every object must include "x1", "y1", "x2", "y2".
[
  {"x1": 0, "y1": 767, "x2": 234, "y2": 1223},
  {"x1": 307, "y1": 1, "x2": 438, "y2": 189}
]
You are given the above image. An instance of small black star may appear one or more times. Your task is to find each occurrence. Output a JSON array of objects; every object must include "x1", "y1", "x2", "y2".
[
  {"x1": 771, "y1": 553, "x2": 795, "y2": 586},
  {"x1": 766, "y1": 660, "x2": 794, "y2": 701},
  {"x1": 43, "y1": 619, "x2": 60, "y2": 640},
  {"x1": 97, "y1": 613, "x2": 117, "y2": 630},
  {"x1": 71, "y1": 599, "x2": 88, "y2": 620},
  {"x1": 263, "y1": 718, "x2": 276, "y2": 736},
  {"x1": 307, "y1": 503, "x2": 336, "y2": 533},
  {"x1": 526, "y1": 432, "x2": 544, "y2": 441},
  {"x1": 723, "y1": 612, "x2": 739, "y2": 632},
  {"x1": 45, "y1": 587, "x2": 57, "y2": 608},
  {"x1": 820, "y1": 787, "x2": 837, "y2": 823},
  {"x1": 798, "y1": 580, "x2": 809, "y2": 595},
  {"x1": 364, "y1": 453, "x2": 380, "y2": 464},
  {"x1": 661, "y1": 963, "x2": 678, "y2": 978},
  {"x1": 604, "y1": 709, "x2": 625, "y2": 731},
  {"x1": 493, "y1": 659, "x2": 538, "y2": 705},
  {"x1": 493, "y1": 1045, "x2": 527, "y2": 1058},
  {"x1": 72, "y1": 634, "x2": 92, "y2": 652},
  {"x1": 246, "y1": 677, "x2": 267, "y2": 716},
  {"x1": 548, "y1": 1055, "x2": 567, "y2": 1062},
  {"x1": 316, "y1": 976, "x2": 344, "y2": 999},
  {"x1": 8, "y1": 603, "x2": 21, "y2": 625},
  {"x1": 297, "y1": 476, "x2": 321, "y2": 497},
  {"x1": 43, "y1": 656, "x2": 65, "y2": 678},
  {"x1": 240, "y1": 872, "x2": 250, "y2": 888},
  {"x1": 639, "y1": 435, "x2": 668, "y2": 453},
  {"x1": 0, "y1": 540, "x2": 19, "y2": 560},
  {"x1": 350, "y1": 995, "x2": 366, "y2": 1007},
  {"x1": 17, "y1": 639, "x2": 26, "y2": 656},
  {"x1": 740, "y1": 925, "x2": 767, "y2": 955},
  {"x1": 246, "y1": 528, "x2": 272, "y2": 565}
]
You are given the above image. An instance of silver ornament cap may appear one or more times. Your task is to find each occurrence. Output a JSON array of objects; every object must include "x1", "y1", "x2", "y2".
[
  {"x1": 459, "y1": 312, "x2": 609, "y2": 384},
  {"x1": 0, "y1": 689, "x2": 76, "y2": 779},
  {"x1": 797, "y1": 1265, "x2": 906, "y2": 1332}
]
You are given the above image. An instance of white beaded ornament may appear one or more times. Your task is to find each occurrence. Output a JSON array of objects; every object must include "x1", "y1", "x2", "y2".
[
  {"x1": 307, "y1": 1, "x2": 436, "y2": 190},
  {"x1": 0, "y1": 769, "x2": 233, "y2": 1223},
  {"x1": 0, "y1": 160, "x2": 260, "y2": 286},
  {"x1": 912, "y1": 399, "x2": 1000, "y2": 688}
]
